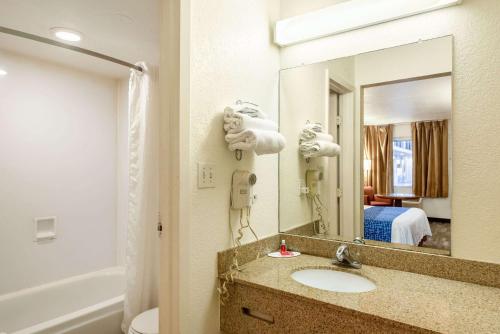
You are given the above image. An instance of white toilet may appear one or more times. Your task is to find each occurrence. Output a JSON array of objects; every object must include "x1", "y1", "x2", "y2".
[{"x1": 128, "y1": 308, "x2": 159, "y2": 334}]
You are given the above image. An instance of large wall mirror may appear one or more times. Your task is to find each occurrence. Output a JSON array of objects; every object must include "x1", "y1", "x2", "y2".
[{"x1": 279, "y1": 36, "x2": 452, "y2": 256}]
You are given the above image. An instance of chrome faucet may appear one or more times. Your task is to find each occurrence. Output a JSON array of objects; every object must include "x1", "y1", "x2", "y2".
[
  {"x1": 353, "y1": 237, "x2": 365, "y2": 245},
  {"x1": 332, "y1": 244, "x2": 361, "y2": 269}
]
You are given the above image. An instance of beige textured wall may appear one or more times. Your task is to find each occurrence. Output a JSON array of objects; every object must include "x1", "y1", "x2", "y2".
[
  {"x1": 280, "y1": 0, "x2": 500, "y2": 264},
  {"x1": 187, "y1": 0, "x2": 281, "y2": 333},
  {"x1": 280, "y1": 0, "x2": 347, "y2": 19},
  {"x1": 159, "y1": 1, "x2": 500, "y2": 331}
]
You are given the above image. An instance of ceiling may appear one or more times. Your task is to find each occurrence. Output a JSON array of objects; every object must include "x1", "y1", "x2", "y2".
[
  {"x1": 0, "y1": 0, "x2": 159, "y2": 78},
  {"x1": 364, "y1": 75, "x2": 452, "y2": 125}
]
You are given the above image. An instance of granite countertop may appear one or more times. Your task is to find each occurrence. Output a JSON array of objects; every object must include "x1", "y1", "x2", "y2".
[{"x1": 228, "y1": 254, "x2": 500, "y2": 333}]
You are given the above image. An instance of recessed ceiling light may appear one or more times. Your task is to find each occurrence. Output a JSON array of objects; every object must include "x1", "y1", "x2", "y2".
[
  {"x1": 50, "y1": 28, "x2": 82, "y2": 42},
  {"x1": 0, "y1": 69, "x2": 7, "y2": 76}
]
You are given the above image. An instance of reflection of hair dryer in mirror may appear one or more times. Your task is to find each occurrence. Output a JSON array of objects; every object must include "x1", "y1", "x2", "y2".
[
  {"x1": 305, "y1": 169, "x2": 322, "y2": 197},
  {"x1": 231, "y1": 170, "x2": 257, "y2": 209},
  {"x1": 305, "y1": 169, "x2": 328, "y2": 235}
]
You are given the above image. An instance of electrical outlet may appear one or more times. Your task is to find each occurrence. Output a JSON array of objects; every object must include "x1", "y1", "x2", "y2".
[
  {"x1": 198, "y1": 163, "x2": 216, "y2": 188},
  {"x1": 298, "y1": 179, "x2": 308, "y2": 196}
]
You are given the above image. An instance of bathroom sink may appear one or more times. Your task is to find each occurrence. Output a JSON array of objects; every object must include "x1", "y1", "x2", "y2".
[{"x1": 291, "y1": 269, "x2": 376, "y2": 293}]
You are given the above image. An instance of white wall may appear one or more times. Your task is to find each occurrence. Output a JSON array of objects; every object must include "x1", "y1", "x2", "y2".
[
  {"x1": 184, "y1": 0, "x2": 281, "y2": 333},
  {"x1": 279, "y1": 62, "x2": 330, "y2": 231},
  {"x1": 0, "y1": 50, "x2": 123, "y2": 294},
  {"x1": 279, "y1": 0, "x2": 500, "y2": 263},
  {"x1": 327, "y1": 56, "x2": 355, "y2": 88},
  {"x1": 279, "y1": 56, "x2": 356, "y2": 236},
  {"x1": 354, "y1": 37, "x2": 452, "y2": 84}
]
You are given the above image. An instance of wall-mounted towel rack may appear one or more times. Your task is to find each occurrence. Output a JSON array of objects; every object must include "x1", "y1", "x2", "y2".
[{"x1": 223, "y1": 100, "x2": 285, "y2": 158}]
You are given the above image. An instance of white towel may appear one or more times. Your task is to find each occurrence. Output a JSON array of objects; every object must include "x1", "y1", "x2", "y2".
[
  {"x1": 223, "y1": 110, "x2": 277, "y2": 134},
  {"x1": 299, "y1": 140, "x2": 341, "y2": 158},
  {"x1": 303, "y1": 122, "x2": 323, "y2": 133},
  {"x1": 299, "y1": 128, "x2": 334, "y2": 142},
  {"x1": 224, "y1": 103, "x2": 268, "y2": 119},
  {"x1": 225, "y1": 129, "x2": 286, "y2": 155}
]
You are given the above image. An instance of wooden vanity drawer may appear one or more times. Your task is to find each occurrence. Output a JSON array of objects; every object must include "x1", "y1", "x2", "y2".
[{"x1": 220, "y1": 283, "x2": 435, "y2": 334}]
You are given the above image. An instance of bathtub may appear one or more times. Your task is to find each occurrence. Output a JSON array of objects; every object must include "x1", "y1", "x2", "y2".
[{"x1": 0, "y1": 267, "x2": 125, "y2": 334}]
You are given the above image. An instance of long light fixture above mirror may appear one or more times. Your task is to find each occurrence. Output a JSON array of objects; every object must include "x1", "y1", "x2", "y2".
[{"x1": 274, "y1": 0, "x2": 461, "y2": 47}]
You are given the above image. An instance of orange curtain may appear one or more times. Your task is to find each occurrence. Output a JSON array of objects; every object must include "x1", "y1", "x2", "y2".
[
  {"x1": 364, "y1": 125, "x2": 393, "y2": 195},
  {"x1": 412, "y1": 120, "x2": 449, "y2": 198}
]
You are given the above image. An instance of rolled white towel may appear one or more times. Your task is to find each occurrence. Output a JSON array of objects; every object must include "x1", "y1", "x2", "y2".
[
  {"x1": 299, "y1": 128, "x2": 334, "y2": 142},
  {"x1": 303, "y1": 122, "x2": 323, "y2": 133},
  {"x1": 224, "y1": 103, "x2": 268, "y2": 119},
  {"x1": 299, "y1": 140, "x2": 341, "y2": 158},
  {"x1": 223, "y1": 110, "x2": 277, "y2": 133},
  {"x1": 225, "y1": 129, "x2": 286, "y2": 155}
]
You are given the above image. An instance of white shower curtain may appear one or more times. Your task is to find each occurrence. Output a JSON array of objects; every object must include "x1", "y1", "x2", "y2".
[{"x1": 121, "y1": 62, "x2": 159, "y2": 333}]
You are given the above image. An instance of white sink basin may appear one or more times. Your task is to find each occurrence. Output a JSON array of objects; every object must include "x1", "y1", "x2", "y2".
[{"x1": 291, "y1": 269, "x2": 376, "y2": 293}]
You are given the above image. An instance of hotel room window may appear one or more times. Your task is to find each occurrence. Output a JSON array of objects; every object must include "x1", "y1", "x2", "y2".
[{"x1": 393, "y1": 139, "x2": 412, "y2": 187}]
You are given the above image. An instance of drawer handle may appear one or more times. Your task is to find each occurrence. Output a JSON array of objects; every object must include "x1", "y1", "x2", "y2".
[{"x1": 241, "y1": 307, "x2": 274, "y2": 324}]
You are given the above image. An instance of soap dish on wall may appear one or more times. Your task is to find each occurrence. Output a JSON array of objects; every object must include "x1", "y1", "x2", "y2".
[{"x1": 33, "y1": 216, "x2": 57, "y2": 242}]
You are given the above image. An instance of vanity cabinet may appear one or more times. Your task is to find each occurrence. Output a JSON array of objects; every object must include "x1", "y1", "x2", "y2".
[{"x1": 220, "y1": 282, "x2": 432, "y2": 334}]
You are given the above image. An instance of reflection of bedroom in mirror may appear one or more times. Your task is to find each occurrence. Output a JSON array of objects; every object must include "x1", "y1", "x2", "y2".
[
  {"x1": 279, "y1": 36, "x2": 452, "y2": 256},
  {"x1": 362, "y1": 73, "x2": 451, "y2": 255}
]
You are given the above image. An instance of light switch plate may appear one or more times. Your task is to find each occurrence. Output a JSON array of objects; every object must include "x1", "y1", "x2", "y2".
[{"x1": 198, "y1": 163, "x2": 216, "y2": 188}]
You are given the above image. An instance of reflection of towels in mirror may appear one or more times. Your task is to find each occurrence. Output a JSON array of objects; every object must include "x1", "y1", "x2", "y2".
[
  {"x1": 299, "y1": 140, "x2": 341, "y2": 158},
  {"x1": 225, "y1": 129, "x2": 286, "y2": 155},
  {"x1": 303, "y1": 122, "x2": 323, "y2": 133},
  {"x1": 299, "y1": 122, "x2": 340, "y2": 158},
  {"x1": 300, "y1": 129, "x2": 333, "y2": 142},
  {"x1": 224, "y1": 102, "x2": 268, "y2": 119},
  {"x1": 223, "y1": 109, "x2": 277, "y2": 133}
]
